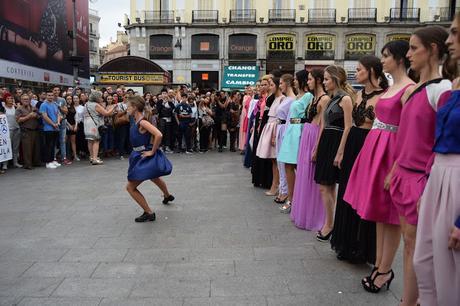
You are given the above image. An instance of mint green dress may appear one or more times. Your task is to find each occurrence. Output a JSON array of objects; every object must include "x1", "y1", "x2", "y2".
[{"x1": 277, "y1": 92, "x2": 313, "y2": 164}]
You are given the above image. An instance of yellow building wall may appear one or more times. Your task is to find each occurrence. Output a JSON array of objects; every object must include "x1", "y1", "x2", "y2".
[{"x1": 129, "y1": 0, "x2": 449, "y2": 23}]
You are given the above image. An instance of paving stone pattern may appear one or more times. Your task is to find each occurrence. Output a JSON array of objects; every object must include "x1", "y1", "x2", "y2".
[{"x1": 0, "y1": 152, "x2": 403, "y2": 305}]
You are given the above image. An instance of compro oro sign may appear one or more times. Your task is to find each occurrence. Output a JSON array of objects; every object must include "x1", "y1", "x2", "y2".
[
  {"x1": 386, "y1": 33, "x2": 411, "y2": 42},
  {"x1": 267, "y1": 34, "x2": 296, "y2": 59},
  {"x1": 221, "y1": 66, "x2": 259, "y2": 90},
  {"x1": 99, "y1": 73, "x2": 168, "y2": 85},
  {"x1": 305, "y1": 34, "x2": 336, "y2": 60},
  {"x1": 345, "y1": 34, "x2": 376, "y2": 60}
]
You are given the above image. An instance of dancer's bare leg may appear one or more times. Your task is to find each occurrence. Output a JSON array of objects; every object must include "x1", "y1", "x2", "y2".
[{"x1": 126, "y1": 180, "x2": 153, "y2": 213}]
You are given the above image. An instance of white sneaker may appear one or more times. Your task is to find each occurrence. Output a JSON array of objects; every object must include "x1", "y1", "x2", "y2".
[
  {"x1": 46, "y1": 163, "x2": 57, "y2": 169},
  {"x1": 52, "y1": 161, "x2": 61, "y2": 167},
  {"x1": 14, "y1": 163, "x2": 23, "y2": 168}
]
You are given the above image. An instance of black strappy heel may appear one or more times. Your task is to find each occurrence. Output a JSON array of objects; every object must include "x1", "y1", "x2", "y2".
[
  {"x1": 363, "y1": 270, "x2": 394, "y2": 293},
  {"x1": 361, "y1": 266, "x2": 378, "y2": 287}
]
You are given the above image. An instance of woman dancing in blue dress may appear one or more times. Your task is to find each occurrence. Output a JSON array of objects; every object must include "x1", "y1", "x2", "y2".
[{"x1": 126, "y1": 95, "x2": 174, "y2": 222}]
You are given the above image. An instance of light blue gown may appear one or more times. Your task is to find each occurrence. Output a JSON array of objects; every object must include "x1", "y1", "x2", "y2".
[{"x1": 277, "y1": 92, "x2": 313, "y2": 164}]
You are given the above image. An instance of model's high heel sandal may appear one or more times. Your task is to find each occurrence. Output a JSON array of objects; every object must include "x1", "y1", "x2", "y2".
[
  {"x1": 361, "y1": 266, "x2": 379, "y2": 286},
  {"x1": 363, "y1": 270, "x2": 394, "y2": 293}
]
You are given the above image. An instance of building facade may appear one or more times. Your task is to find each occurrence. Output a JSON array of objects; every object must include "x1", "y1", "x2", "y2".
[
  {"x1": 126, "y1": 0, "x2": 455, "y2": 90},
  {"x1": 101, "y1": 31, "x2": 130, "y2": 64},
  {"x1": 89, "y1": 9, "x2": 101, "y2": 79}
]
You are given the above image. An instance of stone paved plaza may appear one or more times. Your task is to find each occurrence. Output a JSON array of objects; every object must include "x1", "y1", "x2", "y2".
[{"x1": 0, "y1": 152, "x2": 403, "y2": 305}]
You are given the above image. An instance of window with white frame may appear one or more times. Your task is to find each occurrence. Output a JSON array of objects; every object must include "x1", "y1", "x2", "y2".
[
  {"x1": 234, "y1": 0, "x2": 253, "y2": 10},
  {"x1": 350, "y1": 0, "x2": 375, "y2": 8},
  {"x1": 309, "y1": 0, "x2": 332, "y2": 9},
  {"x1": 197, "y1": 0, "x2": 213, "y2": 10},
  {"x1": 272, "y1": 0, "x2": 293, "y2": 9}
]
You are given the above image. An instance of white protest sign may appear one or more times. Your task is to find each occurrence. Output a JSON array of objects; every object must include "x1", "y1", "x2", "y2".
[{"x1": 0, "y1": 114, "x2": 12, "y2": 162}]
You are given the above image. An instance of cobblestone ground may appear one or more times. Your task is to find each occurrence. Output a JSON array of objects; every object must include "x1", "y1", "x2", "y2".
[{"x1": 0, "y1": 151, "x2": 403, "y2": 305}]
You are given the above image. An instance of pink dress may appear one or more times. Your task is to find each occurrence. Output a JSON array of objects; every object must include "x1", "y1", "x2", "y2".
[
  {"x1": 390, "y1": 79, "x2": 451, "y2": 226},
  {"x1": 238, "y1": 95, "x2": 251, "y2": 151},
  {"x1": 256, "y1": 95, "x2": 284, "y2": 159},
  {"x1": 344, "y1": 86, "x2": 409, "y2": 225}
]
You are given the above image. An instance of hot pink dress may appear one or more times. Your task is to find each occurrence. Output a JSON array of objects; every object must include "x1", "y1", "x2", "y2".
[
  {"x1": 343, "y1": 86, "x2": 409, "y2": 225},
  {"x1": 239, "y1": 95, "x2": 251, "y2": 151},
  {"x1": 390, "y1": 79, "x2": 451, "y2": 225}
]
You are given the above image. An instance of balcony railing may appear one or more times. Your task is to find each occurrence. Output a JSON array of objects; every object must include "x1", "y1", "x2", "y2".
[
  {"x1": 144, "y1": 10, "x2": 175, "y2": 24},
  {"x1": 308, "y1": 9, "x2": 336, "y2": 24},
  {"x1": 230, "y1": 9, "x2": 256, "y2": 23},
  {"x1": 192, "y1": 10, "x2": 219, "y2": 23},
  {"x1": 90, "y1": 47, "x2": 98, "y2": 52},
  {"x1": 268, "y1": 9, "x2": 296, "y2": 23},
  {"x1": 431, "y1": 7, "x2": 459, "y2": 22},
  {"x1": 389, "y1": 8, "x2": 420, "y2": 22},
  {"x1": 348, "y1": 8, "x2": 377, "y2": 23}
]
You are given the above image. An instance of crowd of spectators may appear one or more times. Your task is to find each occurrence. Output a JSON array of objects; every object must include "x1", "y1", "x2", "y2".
[{"x1": 0, "y1": 85, "x2": 245, "y2": 173}]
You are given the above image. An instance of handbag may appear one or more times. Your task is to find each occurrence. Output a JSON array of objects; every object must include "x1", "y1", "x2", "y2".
[
  {"x1": 86, "y1": 104, "x2": 107, "y2": 136},
  {"x1": 114, "y1": 104, "x2": 130, "y2": 126},
  {"x1": 201, "y1": 114, "x2": 214, "y2": 127}
]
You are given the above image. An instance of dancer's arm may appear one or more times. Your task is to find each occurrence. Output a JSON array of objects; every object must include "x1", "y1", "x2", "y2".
[{"x1": 139, "y1": 120, "x2": 163, "y2": 158}]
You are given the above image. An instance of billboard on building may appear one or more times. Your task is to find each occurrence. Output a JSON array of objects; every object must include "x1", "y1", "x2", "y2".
[
  {"x1": 386, "y1": 33, "x2": 411, "y2": 42},
  {"x1": 345, "y1": 33, "x2": 376, "y2": 60},
  {"x1": 228, "y1": 34, "x2": 257, "y2": 60},
  {"x1": 149, "y1": 35, "x2": 173, "y2": 59},
  {"x1": 305, "y1": 33, "x2": 336, "y2": 60},
  {"x1": 266, "y1": 34, "x2": 296, "y2": 60},
  {"x1": 221, "y1": 65, "x2": 259, "y2": 90},
  {"x1": 0, "y1": 0, "x2": 90, "y2": 86},
  {"x1": 191, "y1": 34, "x2": 219, "y2": 59}
]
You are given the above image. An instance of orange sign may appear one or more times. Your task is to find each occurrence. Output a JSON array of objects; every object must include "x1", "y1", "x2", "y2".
[{"x1": 202, "y1": 73, "x2": 209, "y2": 81}]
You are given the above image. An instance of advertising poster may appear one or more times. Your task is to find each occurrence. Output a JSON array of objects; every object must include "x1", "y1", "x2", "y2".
[
  {"x1": 221, "y1": 65, "x2": 259, "y2": 90},
  {"x1": 305, "y1": 33, "x2": 336, "y2": 60},
  {"x1": 0, "y1": 0, "x2": 90, "y2": 84},
  {"x1": 0, "y1": 114, "x2": 12, "y2": 163},
  {"x1": 386, "y1": 33, "x2": 411, "y2": 42},
  {"x1": 345, "y1": 34, "x2": 376, "y2": 60},
  {"x1": 228, "y1": 34, "x2": 257, "y2": 60},
  {"x1": 191, "y1": 34, "x2": 219, "y2": 59},
  {"x1": 99, "y1": 73, "x2": 169, "y2": 85},
  {"x1": 267, "y1": 34, "x2": 296, "y2": 60},
  {"x1": 149, "y1": 35, "x2": 173, "y2": 59}
]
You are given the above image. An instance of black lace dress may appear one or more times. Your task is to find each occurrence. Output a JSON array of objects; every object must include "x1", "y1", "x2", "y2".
[
  {"x1": 330, "y1": 90, "x2": 383, "y2": 264},
  {"x1": 314, "y1": 91, "x2": 346, "y2": 185}
]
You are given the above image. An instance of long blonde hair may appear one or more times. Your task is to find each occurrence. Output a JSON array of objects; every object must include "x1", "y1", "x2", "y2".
[{"x1": 324, "y1": 65, "x2": 356, "y2": 102}]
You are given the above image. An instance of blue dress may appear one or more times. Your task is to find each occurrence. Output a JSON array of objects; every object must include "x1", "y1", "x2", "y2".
[
  {"x1": 127, "y1": 120, "x2": 172, "y2": 181},
  {"x1": 277, "y1": 93, "x2": 313, "y2": 164}
]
